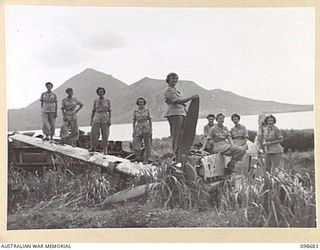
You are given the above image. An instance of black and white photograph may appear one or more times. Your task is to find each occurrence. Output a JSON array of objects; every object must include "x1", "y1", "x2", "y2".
[{"x1": 5, "y1": 5, "x2": 316, "y2": 230}]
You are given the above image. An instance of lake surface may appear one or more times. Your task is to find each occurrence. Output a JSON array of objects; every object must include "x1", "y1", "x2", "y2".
[
  {"x1": 21, "y1": 111, "x2": 314, "y2": 141},
  {"x1": 79, "y1": 111, "x2": 315, "y2": 141}
]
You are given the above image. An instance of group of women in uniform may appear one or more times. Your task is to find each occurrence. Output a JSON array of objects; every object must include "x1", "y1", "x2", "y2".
[
  {"x1": 40, "y1": 82, "x2": 152, "y2": 162},
  {"x1": 40, "y1": 72, "x2": 284, "y2": 173},
  {"x1": 164, "y1": 72, "x2": 284, "y2": 175}
]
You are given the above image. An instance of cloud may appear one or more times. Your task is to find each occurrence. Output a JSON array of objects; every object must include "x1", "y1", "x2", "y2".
[
  {"x1": 32, "y1": 24, "x2": 125, "y2": 68},
  {"x1": 79, "y1": 30, "x2": 125, "y2": 50}
]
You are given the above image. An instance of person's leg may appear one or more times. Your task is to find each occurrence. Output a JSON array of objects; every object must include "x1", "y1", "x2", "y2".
[
  {"x1": 132, "y1": 134, "x2": 143, "y2": 161},
  {"x1": 101, "y1": 124, "x2": 110, "y2": 154},
  {"x1": 68, "y1": 118, "x2": 79, "y2": 146},
  {"x1": 270, "y1": 153, "x2": 282, "y2": 172},
  {"x1": 168, "y1": 116, "x2": 184, "y2": 159},
  {"x1": 47, "y1": 113, "x2": 56, "y2": 139},
  {"x1": 90, "y1": 122, "x2": 100, "y2": 150},
  {"x1": 265, "y1": 153, "x2": 272, "y2": 173},
  {"x1": 143, "y1": 133, "x2": 151, "y2": 162},
  {"x1": 59, "y1": 119, "x2": 69, "y2": 144},
  {"x1": 223, "y1": 145, "x2": 246, "y2": 162},
  {"x1": 42, "y1": 113, "x2": 50, "y2": 139},
  {"x1": 222, "y1": 145, "x2": 246, "y2": 174}
]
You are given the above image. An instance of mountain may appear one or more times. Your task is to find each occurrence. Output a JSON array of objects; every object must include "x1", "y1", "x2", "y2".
[
  {"x1": 8, "y1": 68, "x2": 128, "y2": 131},
  {"x1": 8, "y1": 69, "x2": 313, "y2": 131}
]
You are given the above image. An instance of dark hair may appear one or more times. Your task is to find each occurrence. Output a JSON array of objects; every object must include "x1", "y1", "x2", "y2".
[
  {"x1": 216, "y1": 113, "x2": 225, "y2": 120},
  {"x1": 45, "y1": 82, "x2": 53, "y2": 87},
  {"x1": 65, "y1": 88, "x2": 73, "y2": 93},
  {"x1": 231, "y1": 113, "x2": 241, "y2": 121},
  {"x1": 136, "y1": 97, "x2": 146, "y2": 105},
  {"x1": 96, "y1": 87, "x2": 106, "y2": 95},
  {"x1": 207, "y1": 114, "x2": 215, "y2": 119},
  {"x1": 166, "y1": 72, "x2": 179, "y2": 83},
  {"x1": 264, "y1": 115, "x2": 276, "y2": 124}
]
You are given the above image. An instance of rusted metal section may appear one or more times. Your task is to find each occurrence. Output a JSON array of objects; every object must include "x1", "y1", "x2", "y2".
[{"x1": 9, "y1": 138, "x2": 54, "y2": 170}]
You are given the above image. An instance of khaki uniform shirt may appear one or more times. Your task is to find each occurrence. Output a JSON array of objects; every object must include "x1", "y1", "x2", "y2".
[
  {"x1": 92, "y1": 98, "x2": 111, "y2": 124},
  {"x1": 133, "y1": 108, "x2": 152, "y2": 135},
  {"x1": 208, "y1": 124, "x2": 232, "y2": 153},
  {"x1": 61, "y1": 97, "x2": 83, "y2": 120},
  {"x1": 263, "y1": 125, "x2": 284, "y2": 154},
  {"x1": 203, "y1": 123, "x2": 214, "y2": 138},
  {"x1": 230, "y1": 124, "x2": 248, "y2": 147},
  {"x1": 164, "y1": 86, "x2": 187, "y2": 117},
  {"x1": 40, "y1": 92, "x2": 57, "y2": 113}
]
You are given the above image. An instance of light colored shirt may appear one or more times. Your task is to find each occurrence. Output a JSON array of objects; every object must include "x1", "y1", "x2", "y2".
[
  {"x1": 92, "y1": 98, "x2": 111, "y2": 124},
  {"x1": 230, "y1": 124, "x2": 248, "y2": 147},
  {"x1": 263, "y1": 125, "x2": 284, "y2": 154},
  {"x1": 61, "y1": 97, "x2": 83, "y2": 119},
  {"x1": 203, "y1": 123, "x2": 214, "y2": 137},
  {"x1": 208, "y1": 124, "x2": 232, "y2": 153},
  {"x1": 133, "y1": 107, "x2": 152, "y2": 135},
  {"x1": 40, "y1": 92, "x2": 57, "y2": 113},
  {"x1": 164, "y1": 86, "x2": 187, "y2": 117}
]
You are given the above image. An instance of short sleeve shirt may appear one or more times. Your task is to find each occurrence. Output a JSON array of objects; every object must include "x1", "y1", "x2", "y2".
[
  {"x1": 203, "y1": 123, "x2": 214, "y2": 137},
  {"x1": 61, "y1": 97, "x2": 83, "y2": 119},
  {"x1": 230, "y1": 124, "x2": 248, "y2": 147},
  {"x1": 263, "y1": 125, "x2": 284, "y2": 154},
  {"x1": 92, "y1": 98, "x2": 111, "y2": 124},
  {"x1": 40, "y1": 92, "x2": 57, "y2": 113},
  {"x1": 133, "y1": 108, "x2": 152, "y2": 135},
  {"x1": 164, "y1": 86, "x2": 187, "y2": 117},
  {"x1": 207, "y1": 124, "x2": 232, "y2": 153}
]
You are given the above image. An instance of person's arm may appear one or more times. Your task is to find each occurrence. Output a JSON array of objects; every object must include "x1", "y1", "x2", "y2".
[
  {"x1": 147, "y1": 109, "x2": 152, "y2": 134},
  {"x1": 61, "y1": 99, "x2": 67, "y2": 121},
  {"x1": 40, "y1": 93, "x2": 44, "y2": 108},
  {"x1": 132, "y1": 111, "x2": 136, "y2": 137},
  {"x1": 200, "y1": 137, "x2": 208, "y2": 151},
  {"x1": 90, "y1": 102, "x2": 95, "y2": 126},
  {"x1": 107, "y1": 99, "x2": 112, "y2": 126},
  {"x1": 243, "y1": 126, "x2": 248, "y2": 145},
  {"x1": 227, "y1": 129, "x2": 234, "y2": 145},
  {"x1": 54, "y1": 95, "x2": 58, "y2": 118},
  {"x1": 264, "y1": 128, "x2": 284, "y2": 145},
  {"x1": 165, "y1": 89, "x2": 198, "y2": 105},
  {"x1": 201, "y1": 127, "x2": 214, "y2": 151},
  {"x1": 174, "y1": 95, "x2": 198, "y2": 105},
  {"x1": 75, "y1": 99, "x2": 84, "y2": 113}
]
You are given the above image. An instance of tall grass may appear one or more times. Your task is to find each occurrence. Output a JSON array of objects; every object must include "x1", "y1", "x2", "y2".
[
  {"x1": 7, "y1": 149, "x2": 316, "y2": 228},
  {"x1": 148, "y1": 158, "x2": 316, "y2": 227}
]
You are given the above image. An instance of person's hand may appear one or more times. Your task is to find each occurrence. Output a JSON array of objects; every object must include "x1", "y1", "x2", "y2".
[
  {"x1": 54, "y1": 113, "x2": 57, "y2": 119},
  {"x1": 107, "y1": 121, "x2": 111, "y2": 126},
  {"x1": 90, "y1": 121, "x2": 93, "y2": 126},
  {"x1": 263, "y1": 141, "x2": 270, "y2": 146},
  {"x1": 63, "y1": 116, "x2": 69, "y2": 122},
  {"x1": 192, "y1": 94, "x2": 199, "y2": 100}
]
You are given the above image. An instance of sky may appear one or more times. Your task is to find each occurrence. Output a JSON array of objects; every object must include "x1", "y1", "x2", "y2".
[{"x1": 5, "y1": 6, "x2": 315, "y2": 109}]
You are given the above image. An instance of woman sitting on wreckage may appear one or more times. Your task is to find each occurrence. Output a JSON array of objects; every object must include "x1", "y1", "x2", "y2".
[
  {"x1": 202, "y1": 113, "x2": 246, "y2": 175},
  {"x1": 132, "y1": 97, "x2": 152, "y2": 163}
]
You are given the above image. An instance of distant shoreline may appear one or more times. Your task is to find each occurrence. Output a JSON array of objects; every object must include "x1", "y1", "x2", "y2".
[{"x1": 9, "y1": 109, "x2": 313, "y2": 131}]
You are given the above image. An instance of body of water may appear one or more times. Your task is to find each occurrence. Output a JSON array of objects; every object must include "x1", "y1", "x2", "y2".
[{"x1": 20, "y1": 111, "x2": 314, "y2": 141}]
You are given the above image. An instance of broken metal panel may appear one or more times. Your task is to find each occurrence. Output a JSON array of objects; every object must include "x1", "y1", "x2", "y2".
[{"x1": 9, "y1": 133, "x2": 158, "y2": 177}]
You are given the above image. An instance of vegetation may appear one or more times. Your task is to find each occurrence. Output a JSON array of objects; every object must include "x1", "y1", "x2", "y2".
[
  {"x1": 7, "y1": 131, "x2": 316, "y2": 229},
  {"x1": 246, "y1": 129, "x2": 314, "y2": 152}
]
